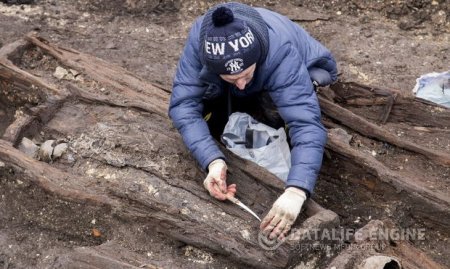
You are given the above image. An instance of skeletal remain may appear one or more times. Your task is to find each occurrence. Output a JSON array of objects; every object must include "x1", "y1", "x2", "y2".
[
  {"x1": 18, "y1": 138, "x2": 68, "y2": 163},
  {"x1": 39, "y1": 140, "x2": 56, "y2": 162},
  {"x1": 53, "y1": 143, "x2": 68, "y2": 158},
  {"x1": 18, "y1": 137, "x2": 39, "y2": 159}
]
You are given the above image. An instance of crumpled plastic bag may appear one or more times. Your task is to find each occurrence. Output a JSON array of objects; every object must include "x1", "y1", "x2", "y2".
[
  {"x1": 413, "y1": 71, "x2": 450, "y2": 108},
  {"x1": 221, "y1": 112, "x2": 291, "y2": 181}
]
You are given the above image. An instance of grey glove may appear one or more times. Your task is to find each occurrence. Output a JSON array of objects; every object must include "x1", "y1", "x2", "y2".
[{"x1": 260, "y1": 187, "x2": 307, "y2": 239}]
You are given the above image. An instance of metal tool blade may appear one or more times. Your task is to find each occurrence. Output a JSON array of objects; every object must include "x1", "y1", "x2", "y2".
[{"x1": 227, "y1": 196, "x2": 261, "y2": 222}]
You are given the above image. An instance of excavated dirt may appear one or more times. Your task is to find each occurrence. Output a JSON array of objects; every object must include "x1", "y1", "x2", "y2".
[{"x1": 1, "y1": 0, "x2": 449, "y2": 268}]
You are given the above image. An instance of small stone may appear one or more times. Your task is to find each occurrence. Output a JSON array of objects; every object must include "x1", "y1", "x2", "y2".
[
  {"x1": 65, "y1": 73, "x2": 74, "y2": 80},
  {"x1": 0, "y1": 161, "x2": 5, "y2": 167},
  {"x1": 69, "y1": 69, "x2": 80, "y2": 76},
  {"x1": 329, "y1": 128, "x2": 352, "y2": 145},
  {"x1": 91, "y1": 219, "x2": 96, "y2": 225},
  {"x1": 105, "y1": 42, "x2": 117, "y2": 49},
  {"x1": 240, "y1": 229, "x2": 251, "y2": 240},
  {"x1": 336, "y1": 11, "x2": 342, "y2": 15},
  {"x1": 148, "y1": 184, "x2": 158, "y2": 195},
  {"x1": 128, "y1": 183, "x2": 140, "y2": 192},
  {"x1": 53, "y1": 66, "x2": 68, "y2": 80},
  {"x1": 75, "y1": 75, "x2": 84, "y2": 82},
  {"x1": 371, "y1": 150, "x2": 377, "y2": 157},
  {"x1": 180, "y1": 208, "x2": 191, "y2": 215},
  {"x1": 67, "y1": 154, "x2": 75, "y2": 164},
  {"x1": 104, "y1": 174, "x2": 115, "y2": 180}
]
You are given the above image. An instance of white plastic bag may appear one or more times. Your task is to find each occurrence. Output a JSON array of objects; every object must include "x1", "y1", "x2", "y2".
[
  {"x1": 413, "y1": 71, "x2": 450, "y2": 108},
  {"x1": 221, "y1": 112, "x2": 291, "y2": 181}
]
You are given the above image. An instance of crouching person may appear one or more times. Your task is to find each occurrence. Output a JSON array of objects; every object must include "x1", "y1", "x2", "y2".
[{"x1": 168, "y1": 2, "x2": 337, "y2": 240}]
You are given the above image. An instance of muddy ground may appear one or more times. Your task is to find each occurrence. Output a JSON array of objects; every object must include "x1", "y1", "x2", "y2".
[{"x1": 0, "y1": 0, "x2": 449, "y2": 268}]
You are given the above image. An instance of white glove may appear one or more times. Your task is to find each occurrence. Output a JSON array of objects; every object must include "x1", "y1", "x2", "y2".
[
  {"x1": 203, "y1": 159, "x2": 236, "y2": 200},
  {"x1": 260, "y1": 187, "x2": 307, "y2": 239}
]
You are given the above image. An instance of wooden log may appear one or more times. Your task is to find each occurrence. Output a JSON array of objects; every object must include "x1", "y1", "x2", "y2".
[
  {"x1": 0, "y1": 39, "x2": 66, "y2": 98},
  {"x1": 0, "y1": 139, "x2": 291, "y2": 269},
  {"x1": 379, "y1": 92, "x2": 397, "y2": 124},
  {"x1": 25, "y1": 33, "x2": 169, "y2": 118},
  {"x1": 2, "y1": 112, "x2": 35, "y2": 144},
  {"x1": 50, "y1": 248, "x2": 145, "y2": 269},
  {"x1": 2, "y1": 98, "x2": 65, "y2": 146},
  {"x1": 325, "y1": 129, "x2": 450, "y2": 228},
  {"x1": 318, "y1": 96, "x2": 450, "y2": 166},
  {"x1": 330, "y1": 82, "x2": 450, "y2": 128}
]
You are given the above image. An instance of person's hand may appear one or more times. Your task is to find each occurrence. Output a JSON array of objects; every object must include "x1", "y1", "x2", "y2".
[
  {"x1": 260, "y1": 187, "x2": 306, "y2": 239},
  {"x1": 203, "y1": 159, "x2": 236, "y2": 200}
]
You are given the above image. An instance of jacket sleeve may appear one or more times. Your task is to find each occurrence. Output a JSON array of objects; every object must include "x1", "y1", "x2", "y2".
[
  {"x1": 266, "y1": 44, "x2": 328, "y2": 195},
  {"x1": 168, "y1": 19, "x2": 225, "y2": 171}
]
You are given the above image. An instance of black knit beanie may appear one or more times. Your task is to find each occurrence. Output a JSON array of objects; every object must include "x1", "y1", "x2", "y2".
[{"x1": 200, "y1": 3, "x2": 269, "y2": 75}]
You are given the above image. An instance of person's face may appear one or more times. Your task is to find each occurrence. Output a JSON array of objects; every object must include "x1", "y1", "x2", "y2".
[{"x1": 219, "y1": 64, "x2": 256, "y2": 90}]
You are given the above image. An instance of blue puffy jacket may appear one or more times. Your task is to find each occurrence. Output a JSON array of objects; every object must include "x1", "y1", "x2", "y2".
[{"x1": 169, "y1": 7, "x2": 337, "y2": 195}]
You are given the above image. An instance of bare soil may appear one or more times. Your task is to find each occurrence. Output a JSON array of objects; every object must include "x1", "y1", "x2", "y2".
[{"x1": 0, "y1": 0, "x2": 449, "y2": 268}]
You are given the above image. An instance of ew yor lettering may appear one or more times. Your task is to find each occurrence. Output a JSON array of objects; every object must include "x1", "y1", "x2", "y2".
[{"x1": 205, "y1": 30, "x2": 255, "y2": 55}]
